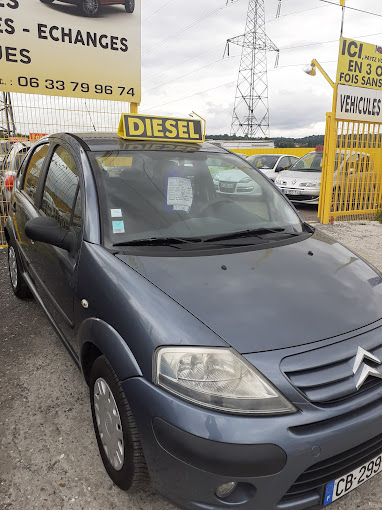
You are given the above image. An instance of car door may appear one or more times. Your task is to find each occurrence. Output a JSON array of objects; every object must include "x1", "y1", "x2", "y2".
[
  {"x1": 27, "y1": 144, "x2": 83, "y2": 355},
  {"x1": 14, "y1": 142, "x2": 51, "y2": 268}
]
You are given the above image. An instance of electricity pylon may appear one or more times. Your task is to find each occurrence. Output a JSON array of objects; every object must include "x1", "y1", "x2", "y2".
[
  {"x1": 0, "y1": 92, "x2": 16, "y2": 137},
  {"x1": 227, "y1": 0, "x2": 279, "y2": 138}
]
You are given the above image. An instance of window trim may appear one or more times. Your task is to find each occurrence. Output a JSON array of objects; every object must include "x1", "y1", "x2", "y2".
[
  {"x1": 19, "y1": 142, "x2": 51, "y2": 206},
  {"x1": 38, "y1": 143, "x2": 82, "y2": 233}
]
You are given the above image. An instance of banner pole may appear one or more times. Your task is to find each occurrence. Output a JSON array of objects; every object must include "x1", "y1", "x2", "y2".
[{"x1": 340, "y1": 0, "x2": 345, "y2": 37}]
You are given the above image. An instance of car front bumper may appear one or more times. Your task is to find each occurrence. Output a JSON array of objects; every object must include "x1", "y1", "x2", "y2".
[
  {"x1": 277, "y1": 186, "x2": 320, "y2": 204},
  {"x1": 121, "y1": 374, "x2": 382, "y2": 510}
]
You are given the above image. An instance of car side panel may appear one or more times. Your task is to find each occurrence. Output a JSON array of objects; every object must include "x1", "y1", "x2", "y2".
[
  {"x1": 79, "y1": 318, "x2": 143, "y2": 381},
  {"x1": 75, "y1": 242, "x2": 229, "y2": 380}
]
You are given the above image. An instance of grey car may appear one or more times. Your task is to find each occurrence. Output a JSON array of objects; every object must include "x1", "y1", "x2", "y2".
[{"x1": 5, "y1": 133, "x2": 382, "y2": 510}]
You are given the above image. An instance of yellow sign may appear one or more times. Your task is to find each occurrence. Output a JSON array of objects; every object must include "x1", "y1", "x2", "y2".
[
  {"x1": 118, "y1": 114, "x2": 205, "y2": 143},
  {"x1": 0, "y1": 1, "x2": 141, "y2": 102},
  {"x1": 337, "y1": 37, "x2": 382, "y2": 90}
]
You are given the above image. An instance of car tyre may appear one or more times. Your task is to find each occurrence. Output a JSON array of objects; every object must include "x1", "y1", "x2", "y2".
[
  {"x1": 90, "y1": 355, "x2": 149, "y2": 491},
  {"x1": 40, "y1": 0, "x2": 54, "y2": 3},
  {"x1": 125, "y1": 0, "x2": 135, "y2": 13},
  {"x1": 78, "y1": 0, "x2": 100, "y2": 16},
  {"x1": 8, "y1": 243, "x2": 31, "y2": 299}
]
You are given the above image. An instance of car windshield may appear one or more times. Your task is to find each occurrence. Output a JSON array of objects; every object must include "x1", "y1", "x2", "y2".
[
  {"x1": 289, "y1": 152, "x2": 323, "y2": 172},
  {"x1": 247, "y1": 155, "x2": 279, "y2": 169},
  {"x1": 89, "y1": 150, "x2": 303, "y2": 247}
]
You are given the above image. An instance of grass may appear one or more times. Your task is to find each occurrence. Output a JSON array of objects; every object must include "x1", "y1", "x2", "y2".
[{"x1": 375, "y1": 210, "x2": 382, "y2": 223}]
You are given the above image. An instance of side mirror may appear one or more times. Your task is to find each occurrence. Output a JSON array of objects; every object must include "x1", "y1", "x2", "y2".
[
  {"x1": 25, "y1": 217, "x2": 75, "y2": 252},
  {"x1": 275, "y1": 166, "x2": 283, "y2": 172}
]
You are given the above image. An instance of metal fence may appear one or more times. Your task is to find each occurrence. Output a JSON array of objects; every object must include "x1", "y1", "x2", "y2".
[
  {"x1": 233, "y1": 148, "x2": 313, "y2": 157},
  {"x1": 318, "y1": 113, "x2": 382, "y2": 223},
  {"x1": 0, "y1": 92, "x2": 132, "y2": 247}
]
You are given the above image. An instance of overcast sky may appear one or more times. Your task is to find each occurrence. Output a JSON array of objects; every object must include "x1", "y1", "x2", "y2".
[{"x1": 139, "y1": 0, "x2": 382, "y2": 138}]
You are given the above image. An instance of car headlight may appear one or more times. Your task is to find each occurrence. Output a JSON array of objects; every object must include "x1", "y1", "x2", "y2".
[
  {"x1": 300, "y1": 181, "x2": 320, "y2": 188},
  {"x1": 239, "y1": 176, "x2": 252, "y2": 183},
  {"x1": 154, "y1": 347, "x2": 296, "y2": 415}
]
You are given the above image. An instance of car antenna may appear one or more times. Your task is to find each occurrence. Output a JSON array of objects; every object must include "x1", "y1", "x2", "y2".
[{"x1": 84, "y1": 100, "x2": 97, "y2": 132}]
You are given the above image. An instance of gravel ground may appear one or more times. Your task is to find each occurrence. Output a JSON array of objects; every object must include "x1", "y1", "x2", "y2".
[
  {"x1": 312, "y1": 221, "x2": 382, "y2": 271},
  {"x1": 1, "y1": 221, "x2": 382, "y2": 510}
]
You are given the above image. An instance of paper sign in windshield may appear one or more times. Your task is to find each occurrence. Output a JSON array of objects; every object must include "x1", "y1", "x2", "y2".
[{"x1": 167, "y1": 177, "x2": 193, "y2": 212}]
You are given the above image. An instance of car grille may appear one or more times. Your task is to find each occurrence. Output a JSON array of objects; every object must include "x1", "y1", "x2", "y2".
[
  {"x1": 285, "y1": 193, "x2": 317, "y2": 201},
  {"x1": 281, "y1": 432, "x2": 382, "y2": 502},
  {"x1": 281, "y1": 334, "x2": 382, "y2": 405},
  {"x1": 219, "y1": 182, "x2": 235, "y2": 193}
]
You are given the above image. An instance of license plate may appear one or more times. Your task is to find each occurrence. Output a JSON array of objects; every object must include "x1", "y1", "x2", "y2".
[
  {"x1": 323, "y1": 452, "x2": 382, "y2": 506},
  {"x1": 220, "y1": 183, "x2": 235, "y2": 189},
  {"x1": 285, "y1": 189, "x2": 301, "y2": 195}
]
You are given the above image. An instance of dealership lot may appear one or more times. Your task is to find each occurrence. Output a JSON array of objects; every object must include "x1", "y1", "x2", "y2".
[{"x1": 1, "y1": 221, "x2": 382, "y2": 510}]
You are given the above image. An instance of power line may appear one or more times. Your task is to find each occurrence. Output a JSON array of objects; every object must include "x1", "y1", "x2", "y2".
[
  {"x1": 144, "y1": 30, "x2": 382, "y2": 94},
  {"x1": 144, "y1": 80, "x2": 236, "y2": 111},
  {"x1": 144, "y1": 59, "x2": 337, "y2": 112},
  {"x1": 266, "y1": 4, "x2": 329, "y2": 23},
  {"x1": 143, "y1": 0, "x2": 176, "y2": 22},
  {"x1": 144, "y1": 44, "x2": 221, "y2": 81},
  {"x1": 143, "y1": 56, "x2": 238, "y2": 94},
  {"x1": 143, "y1": 0, "x2": 238, "y2": 54},
  {"x1": 317, "y1": 0, "x2": 382, "y2": 19}
]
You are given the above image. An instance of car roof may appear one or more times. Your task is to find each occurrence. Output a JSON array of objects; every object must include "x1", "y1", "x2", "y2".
[{"x1": 50, "y1": 132, "x2": 229, "y2": 154}]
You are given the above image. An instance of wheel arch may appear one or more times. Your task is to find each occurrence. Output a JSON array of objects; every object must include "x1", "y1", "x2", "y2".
[{"x1": 79, "y1": 318, "x2": 143, "y2": 385}]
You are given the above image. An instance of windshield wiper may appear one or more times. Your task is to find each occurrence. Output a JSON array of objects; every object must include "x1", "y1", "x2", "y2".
[
  {"x1": 201, "y1": 227, "x2": 301, "y2": 243},
  {"x1": 113, "y1": 236, "x2": 203, "y2": 247},
  {"x1": 113, "y1": 228, "x2": 304, "y2": 248}
]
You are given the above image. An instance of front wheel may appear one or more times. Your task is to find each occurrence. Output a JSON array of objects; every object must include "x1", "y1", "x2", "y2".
[
  {"x1": 89, "y1": 356, "x2": 149, "y2": 490},
  {"x1": 125, "y1": 0, "x2": 135, "y2": 13},
  {"x1": 8, "y1": 243, "x2": 31, "y2": 299},
  {"x1": 78, "y1": 0, "x2": 100, "y2": 16}
]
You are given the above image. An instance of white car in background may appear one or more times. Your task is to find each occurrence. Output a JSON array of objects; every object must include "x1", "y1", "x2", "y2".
[
  {"x1": 274, "y1": 149, "x2": 373, "y2": 205},
  {"x1": 246, "y1": 154, "x2": 299, "y2": 181},
  {"x1": 213, "y1": 168, "x2": 262, "y2": 196}
]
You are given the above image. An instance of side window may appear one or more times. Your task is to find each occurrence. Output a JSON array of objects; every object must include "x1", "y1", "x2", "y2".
[
  {"x1": 279, "y1": 157, "x2": 290, "y2": 171},
  {"x1": 41, "y1": 146, "x2": 79, "y2": 231},
  {"x1": 23, "y1": 144, "x2": 49, "y2": 202}
]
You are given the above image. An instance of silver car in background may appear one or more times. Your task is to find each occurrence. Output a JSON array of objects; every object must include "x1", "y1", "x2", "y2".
[
  {"x1": 247, "y1": 154, "x2": 299, "y2": 181},
  {"x1": 274, "y1": 149, "x2": 373, "y2": 205}
]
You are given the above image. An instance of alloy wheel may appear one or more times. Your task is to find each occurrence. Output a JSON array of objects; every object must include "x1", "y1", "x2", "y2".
[{"x1": 82, "y1": 0, "x2": 99, "y2": 15}]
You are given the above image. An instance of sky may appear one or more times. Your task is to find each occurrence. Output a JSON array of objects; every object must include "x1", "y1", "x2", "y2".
[{"x1": 139, "y1": 0, "x2": 382, "y2": 138}]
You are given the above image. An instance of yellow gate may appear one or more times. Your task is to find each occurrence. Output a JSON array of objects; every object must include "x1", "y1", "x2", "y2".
[{"x1": 319, "y1": 93, "x2": 382, "y2": 223}]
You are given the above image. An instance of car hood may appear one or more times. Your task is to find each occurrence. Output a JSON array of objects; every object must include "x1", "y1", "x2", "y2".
[
  {"x1": 278, "y1": 170, "x2": 321, "y2": 185},
  {"x1": 215, "y1": 169, "x2": 249, "y2": 183},
  {"x1": 116, "y1": 231, "x2": 382, "y2": 353}
]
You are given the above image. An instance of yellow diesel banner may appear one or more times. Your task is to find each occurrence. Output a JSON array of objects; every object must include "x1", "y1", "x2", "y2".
[
  {"x1": 0, "y1": 0, "x2": 141, "y2": 102},
  {"x1": 337, "y1": 37, "x2": 382, "y2": 91},
  {"x1": 118, "y1": 114, "x2": 205, "y2": 143}
]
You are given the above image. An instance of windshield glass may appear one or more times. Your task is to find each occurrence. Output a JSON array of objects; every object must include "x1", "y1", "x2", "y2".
[
  {"x1": 289, "y1": 152, "x2": 323, "y2": 172},
  {"x1": 90, "y1": 150, "x2": 303, "y2": 246},
  {"x1": 247, "y1": 155, "x2": 279, "y2": 169}
]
